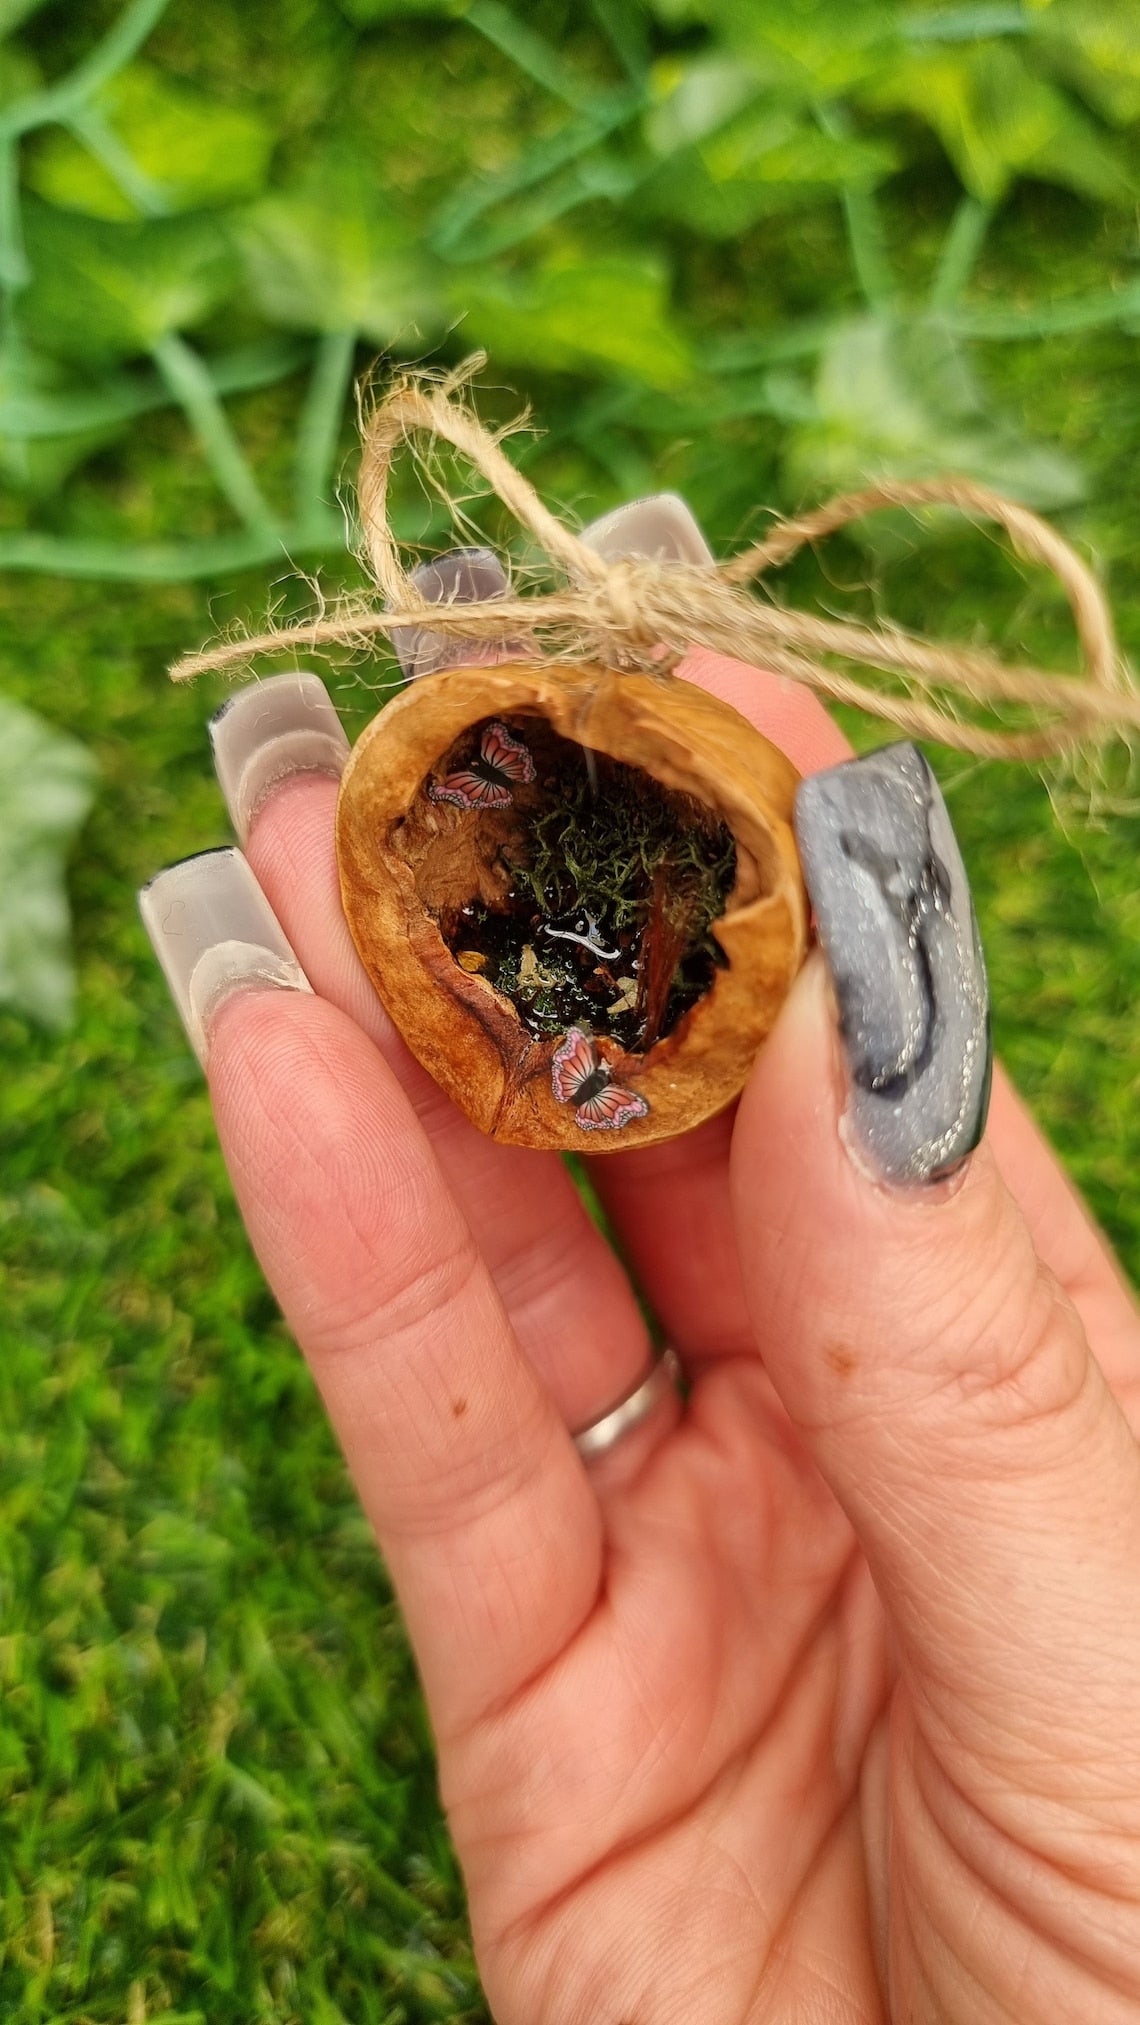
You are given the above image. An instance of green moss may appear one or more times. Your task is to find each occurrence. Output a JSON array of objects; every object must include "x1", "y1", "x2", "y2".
[
  {"x1": 450, "y1": 730, "x2": 738, "y2": 1050},
  {"x1": 519, "y1": 746, "x2": 736, "y2": 938}
]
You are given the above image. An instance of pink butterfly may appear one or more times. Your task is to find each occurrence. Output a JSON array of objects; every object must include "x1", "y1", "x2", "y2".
[
  {"x1": 551, "y1": 1027, "x2": 650, "y2": 1133},
  {"x1": 428, "y1": 720, "x2": 535, "y2": 809}
]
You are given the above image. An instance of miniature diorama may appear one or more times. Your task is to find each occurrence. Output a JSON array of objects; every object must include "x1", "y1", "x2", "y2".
[
  {"x1": 176, "y1": 370, "x2": 1140, "y2": 1157},
  {"x1": 335, "y1": 658, "x2": 808, "y2": 1152}
]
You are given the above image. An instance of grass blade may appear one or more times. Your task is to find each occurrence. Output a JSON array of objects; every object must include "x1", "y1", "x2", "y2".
[
  {"x1": 905, "y1": 5, "x2": 1031, "y2": 42},
  {"x1": 815, "y1": 101, "x2": 896, "y2": 309},
  {"x1": 151, "y1": 330, "x2": 282, "y2": 538},
  {"x1": 0, "y1": 337, "x2": 309, "y2": 439},
  {"x1": 464, "y1": 0, "x2": 600, "y2": 113},
  {"x1": 929, "y1": 196, "x2": 993, "y2": 309},
  {"x1": 588, "y1": 0, "x2": 649, "y2": 85},
  {"x1": 430, "y1": 97, "x2": 638, "y2": 258},
  {"x1": 945, "y1": 282, "x2": 1140, "y2": 338},
  {"x1": 293, "y1": 327, "x2": 357, "y2": 530},
  {"x1": 0, "y1": 134, "x2": 28, "y2": 296},
  {"x1": 0, "y1": 518, "x2": 344, "y2": 580},
  {"x1": 0, "y1": 0, "x2": 174, "y2": 140},
  {"x1": 64, "y1": 104, "x2": 171, "y2": 217}
]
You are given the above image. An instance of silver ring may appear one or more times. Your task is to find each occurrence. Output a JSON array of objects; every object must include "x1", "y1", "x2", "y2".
[{"x1": 572, "y1": 1349, "x2": 682, "y2": 1461}]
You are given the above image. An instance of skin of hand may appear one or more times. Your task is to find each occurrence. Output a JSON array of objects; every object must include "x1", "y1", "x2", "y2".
[{"x1": 181, "y1": 651, "x2": 1140, "y2": 2025}]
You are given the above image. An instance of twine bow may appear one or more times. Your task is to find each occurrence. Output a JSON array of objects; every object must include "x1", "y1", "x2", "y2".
[{"x1": 170, "y1": 361, "x2": 1140, "y2": 762}]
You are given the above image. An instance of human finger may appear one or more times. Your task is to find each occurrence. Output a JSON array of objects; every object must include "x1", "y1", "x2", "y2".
[
  {"x1": 578, "y1": 495, "x2": 849, "y2": 1359},
  {"x1": 986, "y1": 1070, "x2": 1140, "y2": 1414},
  {"x1": 209, "y1": 670, "x2": 651, "y2": 1436},
  {"x1": 590, "y1": 649, "x2": 849, "y2": 1360},
  {"x1": 140, "y1": 848, "x2": 603, "y2": 1735},
  {"x1": 731, "y1": 748, "x2": 1140, "y2": 1862},
  {"x1": 595, "y1": 603, "x2": 1136, "y2": 1377}
]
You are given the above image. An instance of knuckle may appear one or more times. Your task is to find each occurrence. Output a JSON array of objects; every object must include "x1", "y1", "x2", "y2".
[
  {"x1": 309, "y1": 1217, "x2": 484, "y2": 1358},
  {"x1": 957, "y1": 1265, "x2": 1095, "y2": 1450},
  {"x1": 493, "y1": 1213, "x2": 592, "y2": 1317},
  {"x1": 909, "y1": 1244, "x2": 1096, "y2": 1463}
]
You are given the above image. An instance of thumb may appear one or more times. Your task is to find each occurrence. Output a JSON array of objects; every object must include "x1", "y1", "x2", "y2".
[{"x1": 731, "y1": 745, "x2": 1140, "y2": 1777}]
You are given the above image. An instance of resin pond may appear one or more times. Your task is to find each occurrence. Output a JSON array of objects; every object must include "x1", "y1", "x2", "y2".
[{"x1": 436, "y1": 715, "x2": 738, "y2": 1056}]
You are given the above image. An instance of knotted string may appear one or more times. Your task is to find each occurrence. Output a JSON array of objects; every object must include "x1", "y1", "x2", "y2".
[{"x1": 170, "y1": 361, "x2": 1140, "y2": 762}]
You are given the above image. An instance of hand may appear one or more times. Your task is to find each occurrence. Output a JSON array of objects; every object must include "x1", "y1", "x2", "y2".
[{"x1": 141, "y1": 649, "x2": 1140, "y2": 2025}]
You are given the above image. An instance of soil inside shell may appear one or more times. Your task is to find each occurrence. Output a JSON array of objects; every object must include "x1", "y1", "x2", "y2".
[{"x1": 414, "y1": 713, "x2": 737, "y2": 1055}]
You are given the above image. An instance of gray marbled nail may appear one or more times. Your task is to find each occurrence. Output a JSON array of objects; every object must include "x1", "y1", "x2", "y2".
[
  {"x1": 391, "y1": 546, "x2": 517, "y2": 680},
  {"x1": 794, "y1": 743, "x2": 991, "y2": 1185}
]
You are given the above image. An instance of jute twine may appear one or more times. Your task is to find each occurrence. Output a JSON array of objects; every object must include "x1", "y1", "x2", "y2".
[{"x1": 170, "y1": 361, "x2": 1140, "y2": 762}]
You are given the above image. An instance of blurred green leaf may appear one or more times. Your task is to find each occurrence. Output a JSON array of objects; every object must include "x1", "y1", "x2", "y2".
[
  {"x1": 0, "y1": 348, "x2": 126, "y2": 493},
  {"x1": 713, "y1": 0, "x2": 901, "y2": 98},
  {"x1": 863, "y1": 41, "x2": 1137, "y2": 204},
  {"x1": 238, "y1": 155, "x2": 443, "y2": 342},
  {"x1": 458, "y1": 248, "x2": 692, "y2": 386},
  {"x1": 591, "y1": 0, "x2": 650, "y2": 84},
  {"x1": 645, "y1": 54, "x2": 762, "y2": 155},
  {"x1": 435, "y1": 145, "x2": 641, "y2": 263},
  {"x1": 0, "y1": 42, "x2": 38, "y2": 107},
  {"x1": 463, "y1": 0, "x2": 604, "y2": 113},
  {"x1": 430, "y1": 95, "x2": 641, "y2": 261},
  {"x1": 0, "y1": 334, "x2": 306, "y2": 436},
  {"x1": 19, "y1": 201, "x2": 237, "y2": 362},
  {"x1": 338, "y1": 0, "x2": 456, "y2": 15},
  {"x1": 26, "y1": 61, "x2": 275, "y2": 219},
  {"x1": 644, "y1": 0, "x2": 710, "y2": 20},
  {"x1": 0, "y1": 693, "x2": 97, "y2": 1027},
  {"x1": 0, "y1": 1, "x2": 1128, "y2": 597},
  {"x1": 642, "y1": 90, "x2": 898, "y2": 234},
  {"x1": 784, "y1": 313, "x2": 1087, "y2": 529},
  {"x1": 0, "y1": 0, "x2": 50, "y2": 32},
  {"x1": 0, "y1": 427, "x2": 117, "y2": 494},
  {"x1": 1030, "y1": 2, "x2": 1140, "y2": 126}
]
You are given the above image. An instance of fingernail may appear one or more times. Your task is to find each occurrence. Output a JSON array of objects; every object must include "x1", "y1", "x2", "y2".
[
  {"x1": 391, "y1": 546, "x2": 518, "y2": 680},
  {"x1": 579, "y1": 493, "x2": 713, "y2": 566},
  {"x1": 209, "y1": 671, "x2": 349, "y2": 844},
  {"x1": 138, "y1": 847, "x2": 312, "y2": 1069},
  {"x1": 793, "y1": 743, "x2": 991, "y2": 1185}
]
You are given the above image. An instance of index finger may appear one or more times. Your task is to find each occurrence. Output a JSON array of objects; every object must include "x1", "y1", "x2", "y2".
[{"x1": 208, "y1": 983, "x2": 603, "y2": 1741}]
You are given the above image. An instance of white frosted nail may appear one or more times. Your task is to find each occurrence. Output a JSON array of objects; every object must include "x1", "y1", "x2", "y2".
[
  {"x1": 579, "y1": 493, "x2": 714, "y2": 567},
  {"x1": 210, "y1": 671, "x2": 349, "y2": 844},
  {"x1": 139, "y1": 847, "x2": 312, "y2": 1069},
  {"x1": 391, "y1": 546, "x2": 514, "y2": 680}
]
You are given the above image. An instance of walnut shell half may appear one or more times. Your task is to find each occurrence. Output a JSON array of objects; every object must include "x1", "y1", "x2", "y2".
[{"x1": 335, "y1": 660, "x2": 808, "y2": 1152}]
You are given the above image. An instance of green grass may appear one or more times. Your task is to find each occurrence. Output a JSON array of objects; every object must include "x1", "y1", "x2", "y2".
[
  {"x1": 4, "y1": 3, "x2": 1140, "y2": 2019},
  {"x1": 0, "y1": 547, "x2": 486, "y2": 2024}
]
